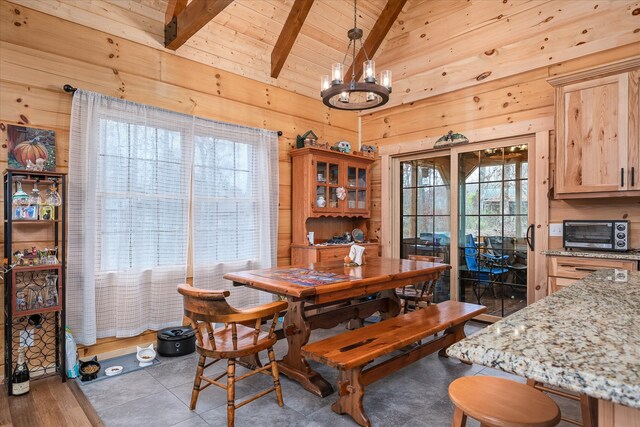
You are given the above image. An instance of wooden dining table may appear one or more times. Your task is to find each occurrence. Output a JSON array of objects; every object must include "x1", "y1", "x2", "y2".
[{"x1": 223, "y1": 257, "x2": 450, "y2": 397}]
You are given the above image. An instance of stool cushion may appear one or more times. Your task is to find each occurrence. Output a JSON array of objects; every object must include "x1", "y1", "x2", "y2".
[{"x1": 449, "y1": 376, "x2": 561, "y2": 427}]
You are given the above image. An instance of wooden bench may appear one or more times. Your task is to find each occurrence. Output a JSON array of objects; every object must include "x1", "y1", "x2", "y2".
[{"x1": 301, "y1": 300, "x2": 487, "y2": 427}]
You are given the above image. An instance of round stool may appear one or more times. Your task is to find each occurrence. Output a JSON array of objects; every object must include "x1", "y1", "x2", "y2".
[{"x1": 448, "y1": 376, "x2": 561, "y2": 427}]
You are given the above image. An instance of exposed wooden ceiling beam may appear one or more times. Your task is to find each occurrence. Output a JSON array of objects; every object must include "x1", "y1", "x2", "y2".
[
  {"x1": 165, "y1": 0, "x2": 188, "y2": 25},
  {"x1": 344, "y1": 0, "x2": 407, "y2": 82},
  {"x1": 270, "y1": 0, "x2": 315, "y2": 78},
  {"x1": 165, "y1": 0, "x2": 234, "y2": 51}
]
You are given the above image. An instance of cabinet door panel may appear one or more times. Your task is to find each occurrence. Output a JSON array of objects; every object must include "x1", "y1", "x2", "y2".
[
  {"x1": 344, "y1": 162, "x2": 370, "y2": 215},
  {"x1": 629, "y1": 70, "x2": 639, "y2": 190},
  {"x1": 312, "y1": 156, "x2": 342, "y2": 213},
  {"x1": 557, "y1": 74, "x2": 628, "y2": 194}
]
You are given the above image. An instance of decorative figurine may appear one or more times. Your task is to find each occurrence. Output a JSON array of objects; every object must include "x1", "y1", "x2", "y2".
[
  {"x1": 333, "y1": 140, "x2": 351, "y2": 153},
  {"x1": 25, "y1": 158, "x2": 46, "y2": 171},
  {"x1": 13, "y1": 250, "x2": 24, "y2": 265},
  {"x1": 296, "y1": 130, "x2": 319, "y2": 148},
  {"x1": 361, "y1": 144, "x2": 376, "y2": 158},
  {"x1": 433, "y1": 130, "x2": 469, "y2": 148}
]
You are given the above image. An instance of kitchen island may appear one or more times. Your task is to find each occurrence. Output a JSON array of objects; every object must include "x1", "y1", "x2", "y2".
[{"x1": 447, "y1": 269, "x2": 640, "y2": 426}]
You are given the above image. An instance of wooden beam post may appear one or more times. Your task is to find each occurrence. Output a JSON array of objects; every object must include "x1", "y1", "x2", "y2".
[
  {"x1": 343, "y1": 0, "x2": 407, "y2": 82},
  {"x1": 270, "y1": 0, "x2": 315, "y2": 79},
  {"x1": 165, "y1": 0, "x2": 188, "y2": 25},
  {"x1": 165, "y1": 0, "x2": 234, "y2": 51}
]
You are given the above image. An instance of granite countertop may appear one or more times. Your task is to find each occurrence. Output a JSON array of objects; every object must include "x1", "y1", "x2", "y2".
[
  {"x1": 447, "y1": 269, "x2": 640, "y2": 408},
  {"x1": 542, "y1": 249, "x2": 640, "y2": 261}
]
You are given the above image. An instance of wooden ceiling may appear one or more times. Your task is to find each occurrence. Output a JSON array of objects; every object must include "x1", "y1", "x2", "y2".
[{"x1": 11, "y1": 0, "x2": 640, "y2": 112}]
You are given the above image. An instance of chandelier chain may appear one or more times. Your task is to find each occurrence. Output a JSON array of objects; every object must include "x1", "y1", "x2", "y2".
[{"x1": 354, "y1": 0, "x2": 357, "y2": 28}]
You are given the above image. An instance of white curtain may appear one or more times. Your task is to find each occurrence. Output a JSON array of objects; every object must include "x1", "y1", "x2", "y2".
[
  {"x1": 68, "y1": 90, "x2": 194, "y2": 345},
  {"x1": 191, "y1": 120, "x2": 278, "y2": 308},
  {"x1": 68, "y1": 90, "x2": 279, "y2": 345}
]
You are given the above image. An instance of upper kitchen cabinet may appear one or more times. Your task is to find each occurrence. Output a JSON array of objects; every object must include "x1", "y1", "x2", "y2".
[{"x1": 549, "y1": 59, "x2": 640, "y2": 198}]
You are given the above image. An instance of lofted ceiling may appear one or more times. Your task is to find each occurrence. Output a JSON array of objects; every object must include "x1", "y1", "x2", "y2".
[{"x1": 11, "y1": 0, "x2": 640, "y2": 113}]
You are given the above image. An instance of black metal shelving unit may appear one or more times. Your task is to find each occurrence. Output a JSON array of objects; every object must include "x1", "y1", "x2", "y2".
[{"x1": 3, "y1": 169, "x2": 67, "y2": 395}]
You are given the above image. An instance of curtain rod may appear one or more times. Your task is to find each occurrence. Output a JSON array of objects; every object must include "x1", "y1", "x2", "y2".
[{"x1": 62, "y1": 84, "x2": 283, "y2": 137}]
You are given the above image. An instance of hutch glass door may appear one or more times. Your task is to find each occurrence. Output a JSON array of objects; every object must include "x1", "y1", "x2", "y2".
[
  {"x1": 346, "y1": 164, "x2": 367, "y2": 212},
  {"x1": 315, "y1": 158, "x2": 341, "y2": 212}
]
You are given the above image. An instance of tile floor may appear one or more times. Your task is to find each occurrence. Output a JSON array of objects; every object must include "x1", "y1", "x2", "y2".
[{"x1": 80, "y1": 321, "x2": 581, "y2": 427}]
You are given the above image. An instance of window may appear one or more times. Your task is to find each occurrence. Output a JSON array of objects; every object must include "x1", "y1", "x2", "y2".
[
  {"x1": 190, "y1": 121, "x2": 278, "y2": 308},
  {"x1": 98, "y1": 119, "x2": 189, "y2": 271},
  {"x1": 67, "y1": 90, "x2": 278, "y2": 344}
]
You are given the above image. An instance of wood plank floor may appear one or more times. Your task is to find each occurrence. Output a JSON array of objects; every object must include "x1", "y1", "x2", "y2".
[{"x1": 0, "y1": 376, "x2": 102, "y2": 427}]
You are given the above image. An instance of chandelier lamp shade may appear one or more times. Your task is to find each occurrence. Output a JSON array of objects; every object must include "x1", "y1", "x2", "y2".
[{"x1": 320, "y1": 0, "x2": 392, "y2": 110}]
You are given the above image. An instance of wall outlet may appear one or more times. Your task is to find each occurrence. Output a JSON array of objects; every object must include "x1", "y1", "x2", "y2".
[{"x1": 549, "y1": 223, "x2": 563, "y2": 237}]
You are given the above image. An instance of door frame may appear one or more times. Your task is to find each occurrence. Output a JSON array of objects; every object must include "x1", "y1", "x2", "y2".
[{"x1": 380, "y1": 121, "x2": 551, "y2": 321}]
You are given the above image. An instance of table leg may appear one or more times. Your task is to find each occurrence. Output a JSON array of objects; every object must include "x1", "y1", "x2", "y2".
[
  {"x1": 278, "y1": 299, "x2": 334, "y2": 397},
  {"x1": 378, "y1": 289, "x2": 401, "y2": 320}
]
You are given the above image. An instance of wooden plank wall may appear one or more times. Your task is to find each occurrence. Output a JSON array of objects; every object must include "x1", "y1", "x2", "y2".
[
  {"x1": 374, "y1": 0, "x2": 640, "y2": 109},
  {"x1": 7, "y1": 0, "x2": 391, "y2": 100},
  {"x1": 362, "y1": 42, "x2": 640, "y2": 258},
  {"x1": 0, "y1": 2, "x2": 357, "y2": 378}
]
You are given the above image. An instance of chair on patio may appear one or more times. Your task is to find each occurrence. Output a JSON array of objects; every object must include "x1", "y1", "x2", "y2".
[
  {"x1": 397, "y1": 254, "x2": 444, "y2": 312},
  {"x1": 485, "y1": 236, "x2": 528, "y2": 296},
  {"x1": 463, "y1": 234, "x2": 509, "y2": 305},
  {"x1": 177, "y1": 284, "x2": 288, "y2": 427}
]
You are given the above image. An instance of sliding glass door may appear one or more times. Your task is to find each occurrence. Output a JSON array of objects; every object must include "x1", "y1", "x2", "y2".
[
  {"x1": 400, "y1": 156, "x2": 451, "y2": 302},
  {"x1": 458, "y1": 144, "x2": 529, "y2": 317}
]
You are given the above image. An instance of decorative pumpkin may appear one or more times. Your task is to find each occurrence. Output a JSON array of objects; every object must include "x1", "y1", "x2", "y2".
[{"x1": 12, "y1": 139, "x2": 48, "y2": 166}]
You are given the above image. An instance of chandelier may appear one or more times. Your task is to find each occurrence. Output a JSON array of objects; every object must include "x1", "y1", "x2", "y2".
[{"x1": 320, "y1": 0, "x2": 392, "y2": 110}]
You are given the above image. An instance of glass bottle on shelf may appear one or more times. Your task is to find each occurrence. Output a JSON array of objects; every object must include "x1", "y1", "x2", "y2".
[
  {"x1": 12, "y1": 347, "x2": 30, "y2": 396},
  {"x1": 44, "y1": 274, "x2": 59, "y2": 307},
  {"x1": 12, "y1": 181, "x2": 29, "y2": 207}
]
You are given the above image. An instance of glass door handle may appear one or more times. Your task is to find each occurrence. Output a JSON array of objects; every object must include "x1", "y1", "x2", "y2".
[{"x1": 526, "y1": 224, "x2": 535, "y2": 251}]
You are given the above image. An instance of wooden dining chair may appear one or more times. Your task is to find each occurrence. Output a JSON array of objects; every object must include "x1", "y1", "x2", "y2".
[
  {"x1": 177, "y1": 284, "x2": 288, "y2": 427},
  {"x1": 397, "y1": 255, "x2": 444, "y2": 313}
]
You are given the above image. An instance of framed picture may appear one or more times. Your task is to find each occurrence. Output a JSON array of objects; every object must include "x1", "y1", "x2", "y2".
[
  {"x1": 20, "y1": 205, "x2": 38, "y2": 220},
  {"x1": 39, "y1": 205, "x2": 55, "y2": 220},
  {"x1": 7, "y1": 124, "x2": 56, "y2": 171}
]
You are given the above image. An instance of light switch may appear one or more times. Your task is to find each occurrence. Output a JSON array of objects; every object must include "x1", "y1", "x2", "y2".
[{"x1": 549, "y1": 223, "x2": 563, "y2": 237}]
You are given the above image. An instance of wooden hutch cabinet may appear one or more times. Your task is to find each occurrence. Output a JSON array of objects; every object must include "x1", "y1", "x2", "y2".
[
  {"x1": 548, "y1": 59, "x2": 640, "y2": 198},
  {"x1": 290, "y1": 147, "x2": 379, "y2": 264}
]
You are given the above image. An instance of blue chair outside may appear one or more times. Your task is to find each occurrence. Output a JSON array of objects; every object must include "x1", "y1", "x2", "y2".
[
  {"x1": 484, "y1": 236, "x2": 528, "y2": 293},
  {"x1": 463, "y1": 234, "x2": 509, "y2": 304}
]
